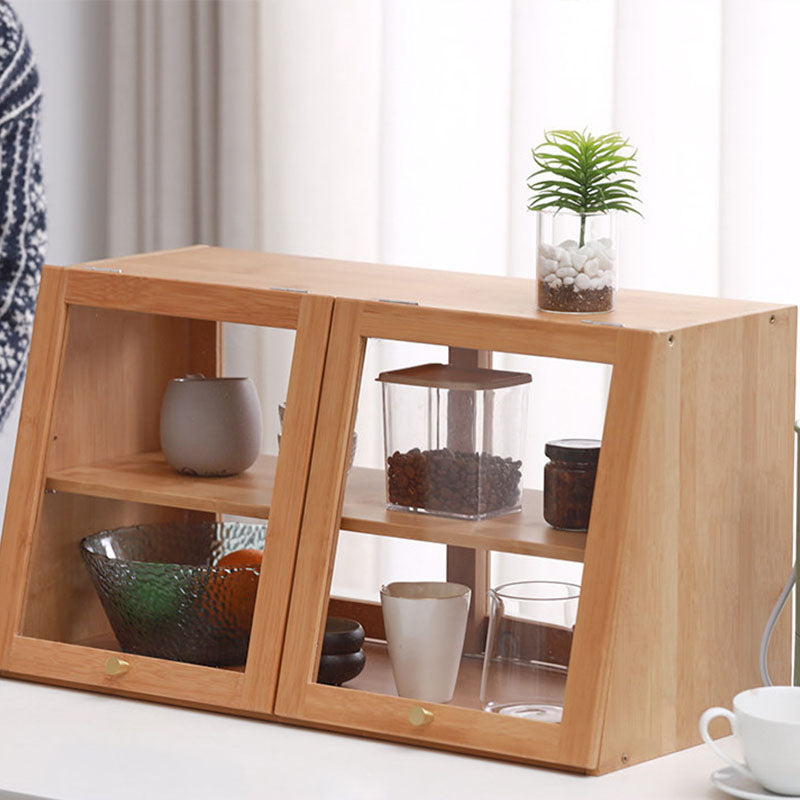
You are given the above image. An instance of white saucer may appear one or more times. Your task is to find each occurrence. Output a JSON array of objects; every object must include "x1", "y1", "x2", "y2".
[{"x1": 711, "y1": 767, "x2": 800, "y2": 800}]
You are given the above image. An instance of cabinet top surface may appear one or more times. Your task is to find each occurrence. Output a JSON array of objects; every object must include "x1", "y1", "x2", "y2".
[{"x1": 68, "y1": 245, "x2": 791, "y2": 332}]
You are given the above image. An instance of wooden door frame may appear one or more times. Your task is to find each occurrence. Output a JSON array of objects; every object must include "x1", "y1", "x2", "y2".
[
  {"x1": 0, "y1": 266, "x2": 334, "y2": 714},
  {"x1": 275, "y1": 297, "x2": 660, "y2": 770}
]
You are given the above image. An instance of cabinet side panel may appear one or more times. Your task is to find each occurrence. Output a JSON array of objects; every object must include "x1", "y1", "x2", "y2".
[
  {"x1": 676, "y1": 312, "x2": 794, "y2": 735},
  {"x1": 595, "y1": 308, "x2": 796, "y2": 773}
]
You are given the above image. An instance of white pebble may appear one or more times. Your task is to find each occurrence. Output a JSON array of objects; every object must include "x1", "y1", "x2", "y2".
[
  {"x1": 558, "y1": 239, "x2": 578, "y2": 253},
  {"x1": 597, "y1": 237, "x2": 613, "y2": 251},
  {"x1": 571, "y1": 253, "x2": 587, "y2": 270},
  {"x1": 539, "y1": 257, "x2": 558, "y2": 275},
  {"x1": 575, "y1": 273, "x2": 591, "y2": 290},
  {"x1": 583, "y1": 257, "x2": 600, "y2": 278},
  {"x1": 539, "y1": 243, "x2": 557, "y2": 259},
  {"x1": 578, "y1": 243, "x2": 596, "y2": 258},
  {"x1": 556, "y1": 266, "x2": 577, "y2": 278},
  {"x1": 589, "y1": 277, "x2": 601, "y2": 289},
  {"x1": 557, "y1": 250, "x2": 572, "y2": 268},
  {"x1": 596, "y1": 252, "x2": 613, "y2": 272},
  {"x1": 563, "y1": 276, "x2": 574, "y2": 285}
]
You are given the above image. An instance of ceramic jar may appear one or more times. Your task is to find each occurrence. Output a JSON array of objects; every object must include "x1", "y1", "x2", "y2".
[{"x1": 160, "y1": 375, "x2": 262, "y2": 477}]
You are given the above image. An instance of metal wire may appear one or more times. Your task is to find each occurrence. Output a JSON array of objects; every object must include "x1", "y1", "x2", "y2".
[
  {"x1": 760, "y1": 564, "x2": 796, "y2": 686},
  {"x1": 759, "y1": 420, "x2": 800, "y2": 687}
]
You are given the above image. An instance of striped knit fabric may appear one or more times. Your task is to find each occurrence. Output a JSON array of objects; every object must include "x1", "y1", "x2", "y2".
[{"x1": 0, "y1": 2, "x2": 45, "y2": 430}]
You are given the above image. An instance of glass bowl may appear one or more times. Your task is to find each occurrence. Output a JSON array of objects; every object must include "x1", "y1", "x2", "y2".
[{"x1": 80, "y1": 521, "x2": 266, "y2": 667}]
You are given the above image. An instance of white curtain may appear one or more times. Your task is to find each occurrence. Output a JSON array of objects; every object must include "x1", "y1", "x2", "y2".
[
  {"x1": 104, "y1": 0, "x2": 800, "y2": 598},
  {"x1": 105, "y1": 0, "x2": 296, "y2": 452},
  {"x1": 107, "y1": 0, "x2": 262, "y2": 253}
]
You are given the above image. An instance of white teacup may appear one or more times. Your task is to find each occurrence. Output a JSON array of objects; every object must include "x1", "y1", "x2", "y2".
[
  {"x1": 380, "y1": 581, "x2": 470, "y2": 704},
  {"x1": 699, "y1": 686, "x2": 800, "y2": 795}
]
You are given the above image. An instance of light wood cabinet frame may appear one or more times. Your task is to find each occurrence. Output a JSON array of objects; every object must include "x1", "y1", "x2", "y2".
[{"x1": 0, "y1": 247, "x2": 794, "y2": 775}]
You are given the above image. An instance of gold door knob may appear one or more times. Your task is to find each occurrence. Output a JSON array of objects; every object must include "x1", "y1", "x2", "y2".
[
  {"x1": 105, "y1": 656, "x2": 130, "y2": 676},
  {"x1": 409, "y1": 706, "x2": 434, "y2": 727}
]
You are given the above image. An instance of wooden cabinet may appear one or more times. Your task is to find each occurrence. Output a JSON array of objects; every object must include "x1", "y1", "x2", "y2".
[{"x1": 0, "y1": 245, "x2": 795, "y2": 774}]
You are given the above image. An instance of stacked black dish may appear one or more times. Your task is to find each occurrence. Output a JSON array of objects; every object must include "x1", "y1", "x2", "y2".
[{"x1": 317, "y1": 617, "x2": 366, "y2": 686}]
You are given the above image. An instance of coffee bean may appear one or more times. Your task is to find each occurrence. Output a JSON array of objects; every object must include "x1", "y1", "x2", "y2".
[{"x1": 386, "y1": 448, "x2": 523, "y2": 518}]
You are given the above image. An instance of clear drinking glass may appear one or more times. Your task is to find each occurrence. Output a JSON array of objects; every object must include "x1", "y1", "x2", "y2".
[{"x1": 480, "y1": 580, "x2": 580, "y2": 723}]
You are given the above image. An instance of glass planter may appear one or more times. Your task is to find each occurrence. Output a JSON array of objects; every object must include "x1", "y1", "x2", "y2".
[{"x1": 536, "y1": 210, "x2": 617, "y2": 313}]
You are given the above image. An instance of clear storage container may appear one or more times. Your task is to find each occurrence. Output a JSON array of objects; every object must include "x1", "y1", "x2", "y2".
[{"x1": 377, "y1": 363, "x2": 531, "y2": 520}]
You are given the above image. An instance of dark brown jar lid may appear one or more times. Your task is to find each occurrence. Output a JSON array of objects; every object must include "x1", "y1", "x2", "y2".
[{"x1": 545, "y1": 439, "x2": 601, "y2": 464}]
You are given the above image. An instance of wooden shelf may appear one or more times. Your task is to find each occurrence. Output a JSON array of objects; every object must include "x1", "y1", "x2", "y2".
[
  {"x1": 342, "y1": 466, "x2": 587, "y2": 562},
  {"x1": 336, "y1": 640, "x2": 567, "y2": 714},
  {"x1": 46, "y1": 455, "x2": 586, "y2": 561},
  {"x1": 46, "y1": 452, "x2": 276, "y2": 518}
]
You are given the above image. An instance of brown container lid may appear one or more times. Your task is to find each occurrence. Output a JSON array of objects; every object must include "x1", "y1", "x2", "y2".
[
  {"x1": 545, "y1": 439, "x2": 601, "y2": 463},
  {"x1": 376, "y1": 363, "x2": 532, "y2": 391}
]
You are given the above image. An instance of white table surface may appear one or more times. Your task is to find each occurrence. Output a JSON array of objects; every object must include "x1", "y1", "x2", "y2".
[{"x1": 0, "y1": 677, "x2": 735, "y2": 800}]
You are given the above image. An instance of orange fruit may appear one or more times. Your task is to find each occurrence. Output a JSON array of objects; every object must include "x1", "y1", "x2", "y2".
[
  {"x1": 218, "y1": 548, "x2": 263, "y2": 569},
  {"x1": 199, "y1": 549, "x2": 264, "y2": 640}
]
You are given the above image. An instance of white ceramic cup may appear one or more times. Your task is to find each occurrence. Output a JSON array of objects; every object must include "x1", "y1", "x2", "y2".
[
  {"x1": 699, "y1": 686, "x2": 800, "y2": 795},
  {"x1": 380, "y1": 581, "x2": 471, "y2": 704}
]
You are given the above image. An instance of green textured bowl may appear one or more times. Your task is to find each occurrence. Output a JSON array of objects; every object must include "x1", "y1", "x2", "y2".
[{"x1": 80, "y1": 521, "x2": 266, "y2": 667}]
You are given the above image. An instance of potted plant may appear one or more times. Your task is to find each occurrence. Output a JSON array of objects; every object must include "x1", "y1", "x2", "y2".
[{"x1": 527, "y1": 129, "x2": 641, "y2": 313}]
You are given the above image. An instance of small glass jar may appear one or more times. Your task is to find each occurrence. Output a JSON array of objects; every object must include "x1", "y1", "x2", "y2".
[{"x1": 543, "y1": 439, "x2": 601, "y2": 531}]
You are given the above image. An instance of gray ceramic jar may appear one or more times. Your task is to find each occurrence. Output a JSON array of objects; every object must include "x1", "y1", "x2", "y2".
[{"x1": 160, "y1": 375, "x2": 262, "y2": 477}]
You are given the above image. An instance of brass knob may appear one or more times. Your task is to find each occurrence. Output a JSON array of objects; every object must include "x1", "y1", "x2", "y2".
[
  {"x1": 409, "y1": 706, "x2": 434, "y2": 727},
  {"x1": 105, "y1": 656, "x2": 130, "y2": 676}
]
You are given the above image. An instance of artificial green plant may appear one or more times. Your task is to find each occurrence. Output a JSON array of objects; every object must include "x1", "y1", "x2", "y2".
[{"x1": 527, "y1": 129, "x2": 641, "y2": 247}]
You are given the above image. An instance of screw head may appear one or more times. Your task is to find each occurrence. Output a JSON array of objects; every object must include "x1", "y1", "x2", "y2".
[
  {"x1": 770, "y1": 314, "x2": 776, "y2": 325},
  {"x1": 667, "y1": 335, "x2": 675, "y2": 347},
  {"x1": 621, "y1": 752, "x2": 629, "y2": 764}
]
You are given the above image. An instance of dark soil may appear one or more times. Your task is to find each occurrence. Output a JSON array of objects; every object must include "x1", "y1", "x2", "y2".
[{"x1": 538, "y1": 280, "x2": 613, "y2": 313}]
